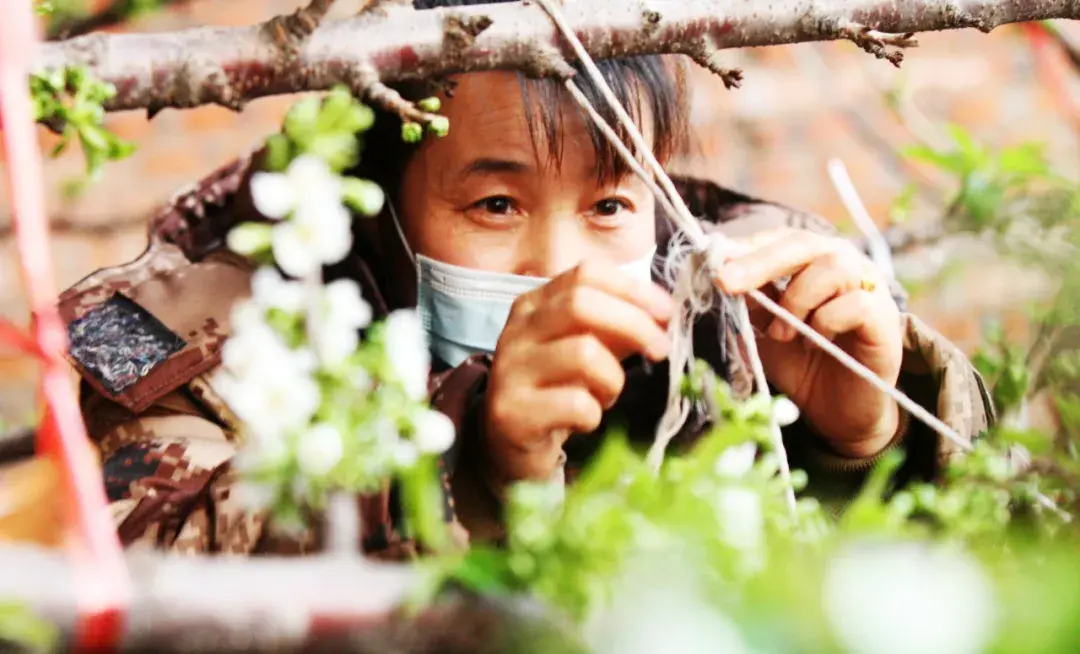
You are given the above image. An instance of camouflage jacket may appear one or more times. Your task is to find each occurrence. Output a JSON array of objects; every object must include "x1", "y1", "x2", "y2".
[{"x1": 57, "y1": 152, "x2": 994, "y2": 556}]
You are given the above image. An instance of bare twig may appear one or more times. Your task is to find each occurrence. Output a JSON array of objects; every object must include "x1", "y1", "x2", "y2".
[
  {"x1": 827, "y1": 157, "x2": 896, "y2": 280},
  {"x1": 263, "y1": 0, "x2": 339, "y2": 52},
  {"x1": 681, "y1": 38, "x2": 744, "y2": 89},
  {"x1": 835, "y1": 18, "x2": 918, "y2": 67},
  {"x1": 34, "y1": 0, "x2": 1080, "y2": 118}
]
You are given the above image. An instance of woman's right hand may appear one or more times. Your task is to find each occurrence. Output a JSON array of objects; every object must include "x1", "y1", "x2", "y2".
[{"x1": 483, "y1": 262, "x2": 674, "y2": 487}]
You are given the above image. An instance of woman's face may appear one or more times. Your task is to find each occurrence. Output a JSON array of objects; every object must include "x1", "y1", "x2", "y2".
[{"x1": 398, "y1": 71, "x2": 658, "y2": 278}]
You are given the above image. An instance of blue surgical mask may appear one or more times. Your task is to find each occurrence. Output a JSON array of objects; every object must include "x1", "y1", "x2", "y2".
[{"x1": 389, "y1": 202, "x2": 657, "y2": 368}]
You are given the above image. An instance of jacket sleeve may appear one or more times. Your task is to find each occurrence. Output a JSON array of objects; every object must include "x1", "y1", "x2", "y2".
[
  {"x1": 786, "y1": 313, "x2": 996, "y2": 508},
  {"x1": 84, "y1": 383, "x2": 271, "y2": 554}
]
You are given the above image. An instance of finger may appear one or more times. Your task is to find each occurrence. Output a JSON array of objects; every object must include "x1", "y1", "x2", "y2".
[
  {"x1": 491, "y1": 385, "x2": 604, "y2": 442},
  {"x1": 769, "y1": 250, "x2": 864, "y2": 342},
  {"x1": 528, "y1": 285, "x2": 671, "y2": 361},
  {"x1": 532, "y1": 335, "x2": 626, "y2": 409},
  {"x1": 714, "y1": 230, "x2": 839, "y2": 295},
  {"x1": 808, "y1": 290, "x2": 891, "y2": 344},
  {"x1": 538, "y1": 260, "x2": 675, "y2": 323}
]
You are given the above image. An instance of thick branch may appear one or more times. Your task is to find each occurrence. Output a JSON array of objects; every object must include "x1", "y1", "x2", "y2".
[{"x1": 34, "y1": 0, "x2": 1080, "y2": 116}]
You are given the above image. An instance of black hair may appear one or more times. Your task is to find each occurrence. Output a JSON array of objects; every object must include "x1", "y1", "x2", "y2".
[{"x1": 353, "y1": 0, "x2": 689, "y2": 194}]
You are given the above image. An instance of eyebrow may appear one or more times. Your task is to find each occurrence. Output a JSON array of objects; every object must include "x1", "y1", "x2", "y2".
[{"x1": 458, "y1": 157, "x2": 532, "y2": 179}]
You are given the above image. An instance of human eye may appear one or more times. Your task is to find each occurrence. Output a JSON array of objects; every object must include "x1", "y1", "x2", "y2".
[
  {"x1": 589, "y1": 197, "x2": 634, "y2": 225},
  {"x1": 472, "y1": 195, "x2": 517, "y2": 216}
]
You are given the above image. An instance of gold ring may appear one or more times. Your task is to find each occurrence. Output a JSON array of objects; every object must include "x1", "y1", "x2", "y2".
[{"x1": 859, "y1": 274, "x2": 877, "y2": 294}]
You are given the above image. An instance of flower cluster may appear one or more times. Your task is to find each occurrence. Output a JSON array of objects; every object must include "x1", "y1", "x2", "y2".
[{"x1": 213, "y1": 90, "x2": 454, "y2": 533}]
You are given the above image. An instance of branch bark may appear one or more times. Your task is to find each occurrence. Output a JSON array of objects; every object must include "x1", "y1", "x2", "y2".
[{"x1": 34, "y1": 0, "x2": 1080, "y2": 117}]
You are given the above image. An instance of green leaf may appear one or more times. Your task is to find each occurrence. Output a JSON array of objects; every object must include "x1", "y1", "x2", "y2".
[
  {"x1": 263, "y1": 134, "x2": 293, "y2": 172},
  {"x1": 902, "y1": 144, "x2": 969, "y2": 175},
  {"x1": 399, "y1": 454, "x2": 449, "y2": 552},
  {"x1": 888, "y1": 183, "x2": 917, "y2": 225},
  {"x1": 444, "y1": 546, "x2": 517, "y2": 594},
  {"x1": 946, "y1": 123, "x2": 988, "y2": 167},
  {"x1": 998, "y1": 142, "x2": 1051, "y2": 178},
  {"x1": 838, "y1": 449, "x2": 906, "y2": 533},
  {"x1": 0, "y1": 602, "x2": 59, "y2": 652}
]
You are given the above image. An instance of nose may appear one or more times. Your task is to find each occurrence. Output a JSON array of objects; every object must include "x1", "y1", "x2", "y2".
[{"x1": 514, "y1": 211, "x2": 587, "y2": 278}]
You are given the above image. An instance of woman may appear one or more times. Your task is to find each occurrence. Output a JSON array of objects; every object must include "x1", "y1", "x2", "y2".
[{"x1": 58, "y1": 0, "x2": 993, "y2": 554}]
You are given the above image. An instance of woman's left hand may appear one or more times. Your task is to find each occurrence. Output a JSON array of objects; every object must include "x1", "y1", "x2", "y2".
[{"x1": 713, "y1": 228, "x2": 903, "y2": 459}]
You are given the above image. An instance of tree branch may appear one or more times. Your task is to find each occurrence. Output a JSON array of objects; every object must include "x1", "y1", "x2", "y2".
[{"x1": 34, "y1": 0, "x2": 1080, "y2": 117}]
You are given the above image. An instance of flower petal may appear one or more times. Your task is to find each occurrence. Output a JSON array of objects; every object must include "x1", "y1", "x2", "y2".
[
  {"x1": 412, "y1": 408, "x2": 455, "y2": 454},
  {"x1": 252, "y1": 267, "x2": 305, "y2": 313},
  {"x1": 286, "y1": 155, "x2": 342, "y2": 204},
  {"x1": 297, "y1": 423, "x2": 344, "y2": 477},
  {"x1": 250, "y1": 171, "x2": 295, "y2": 219},
  {"x1": 271, "y1": 221, "x2": 319, "y2": 278},
  {"x1": 324, "y1": 278, "x2": 372, "y2": 329}
]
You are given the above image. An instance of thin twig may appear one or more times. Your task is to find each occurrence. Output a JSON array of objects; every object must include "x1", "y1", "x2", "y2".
[
  {"x1": 263, "y1": 0, "x2": 339, "y2": 52},
  {"x1": 827, "y1": 157, "x2": 896, "y2": 280},
  {"x1": 835, "y1": 18, "x2": 918, "y2": 67}
]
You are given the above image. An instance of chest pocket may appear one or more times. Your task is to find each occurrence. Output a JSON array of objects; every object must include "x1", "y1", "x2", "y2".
[{"x1": 60, "y1": 249, "x2": 253, "y2": 414}]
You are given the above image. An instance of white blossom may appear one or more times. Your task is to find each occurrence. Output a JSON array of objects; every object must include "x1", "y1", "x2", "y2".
[
  {"x1": 271, "y1": 200, "x2": 353, "y2": 278},
  {"x1": 214, "y1": 326, "x2": 321, "y2": 445},
  {"x1": 297, "y1": 423, "x2": 345, "y2": 477},
  {"x1": 383, "y1": 309, "x2": 431, "y2": 400},
  {"x1": 772, "y1": 396, "x2": 800, "y2": 427},
  {"x1": 823, "y1": 540, "x2": 996, "y2": 654},
  {"x1": 250, "y1": 154, "x2": 343, "y2": 220},
  {"x1": 233, "y1": 427, "x2": 291, "y2": 471},
  {"x1": 393, "y1": 441, "x2": 420, "y2": 468},
  {"x1": 221, "y1": 311, "x2": 281, "y2": 375},
  {"x1": 249, "y1": 155, "x2": 355, "y2": 278},
  {"x1": 411, "y1": 408, "x2": 456, "y2": 454},
  {"x1": 233, "y1": 481, "x2": 277, "y2": 512},
  {"x1": 715, "y1": 487, "x2": 764, "y2": 551},
  {"x1": 223, "y1": 370, "x2": 320, "y2": 443},
  {"x1": 586, "y1": 552, "x2": 750, "y2": 654},
  {"x1": 323, "y1": 278, "x2": 373, "y2": 329},
  {"x1": 715, "y1": 442, "x2": 757, "y2": 479},
  {"x1": 348, "y1": 366, "x2": 373, "y2": 393},
  {"x1": 251, "y1": 267, "x2": 305, "y2": 313},
  {"x1": 313, "y1": 279, "x2": 373, "y2": 365}
]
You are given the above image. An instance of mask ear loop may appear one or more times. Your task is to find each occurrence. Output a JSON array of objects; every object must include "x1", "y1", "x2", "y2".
[{"x1": 387, "y1": 200, "x2": 416, "y2": 265}]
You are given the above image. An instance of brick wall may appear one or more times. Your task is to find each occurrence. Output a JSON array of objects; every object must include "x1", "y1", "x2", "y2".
[{"x1": 1, "y1": 1, "x2": 1077, "y2": 424}]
